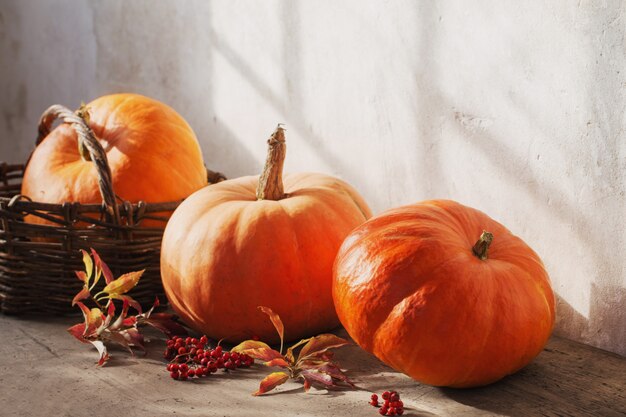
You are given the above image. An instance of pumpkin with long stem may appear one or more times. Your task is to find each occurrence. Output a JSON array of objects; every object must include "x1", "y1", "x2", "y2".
[
  {"x1": 161, "y1": 125, "x2": 371, "y2": 343},
  {"x1": 333, "y1": 200, "x2": 555, "y2": 388}
]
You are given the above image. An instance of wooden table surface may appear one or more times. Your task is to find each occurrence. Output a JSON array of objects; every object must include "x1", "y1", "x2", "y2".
[{"x1": 0, "y1": 314, "x2": 624, "y2": 417}]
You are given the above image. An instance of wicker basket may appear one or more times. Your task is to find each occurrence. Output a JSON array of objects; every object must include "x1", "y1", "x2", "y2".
[{"x1": 0, "y1": 104, "x2": 223, "y2": 315}]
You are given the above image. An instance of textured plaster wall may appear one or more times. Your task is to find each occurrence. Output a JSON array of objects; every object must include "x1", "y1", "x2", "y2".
[{"x1": 0, "y1": 1, "x2": 624, "y2": 355}]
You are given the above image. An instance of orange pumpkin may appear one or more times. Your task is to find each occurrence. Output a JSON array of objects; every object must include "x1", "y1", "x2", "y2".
[
  {"x1": 21, "y1": 93, "x2": 208, "y2": 222},
  {"x1": 160, "y1": 126, "x2": 371, "y2": 343},
  {"x1": 333, "y1": 200, "x2": 555, "y2": 388}
]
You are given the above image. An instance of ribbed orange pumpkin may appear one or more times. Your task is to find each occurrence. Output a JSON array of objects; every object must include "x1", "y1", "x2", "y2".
[
  {"x1": 161, "y1": 126, "x2": 371, "y2": 343},
  {"x1": 333, "y1": 200, "x2": 555, "y2": 388},
  {"x1": 21, "y1": 93, "x2": 208, "y2": 218}
]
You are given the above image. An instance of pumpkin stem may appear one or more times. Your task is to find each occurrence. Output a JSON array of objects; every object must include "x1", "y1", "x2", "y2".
[
  {"x1": 256, "y1": 125, "x2": 286, "y2": 201},
  {"x1": 472, "y1": 230, "x2": 493, "y2": 260},
  {"x1": 75, "y1": 103, "x2": 92, "y2": 162}
]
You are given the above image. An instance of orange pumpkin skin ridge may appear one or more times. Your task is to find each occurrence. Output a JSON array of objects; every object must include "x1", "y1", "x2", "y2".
[
  {"x1": 332, "y1": 200, "x2": 555, "y2": 388},
  {"x1": 21, "y1": 93, "x2": 207, "y2": 219},
  {"x1": 161, "y1": 172, "x2": 371, "y2": 344}
]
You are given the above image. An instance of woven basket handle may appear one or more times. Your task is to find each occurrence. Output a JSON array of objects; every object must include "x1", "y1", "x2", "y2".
[{"x1": 36, "y1": 104, "x2": 121, "y2": 225}]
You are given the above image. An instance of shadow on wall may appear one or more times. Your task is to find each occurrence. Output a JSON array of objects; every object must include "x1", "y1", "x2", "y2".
[
  {"x1": 557, "y1": 285, "x2": 626, "y2": 356},
  {"x1": 407, "y1": 3, "x2": 625, "y2": 357}
]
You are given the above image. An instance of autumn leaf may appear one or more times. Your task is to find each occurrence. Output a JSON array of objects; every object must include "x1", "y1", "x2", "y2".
[
  {"x1": 72, "y1": 287, "x2": 91, "y2": 306},
  {"x1": 232, "y1": 340, "x2": 273, "y2": 353},
  {"x1": 69, "y1": 251, "x2": 187, "y2": 367},
  {"x1": 67, "y1": 323, "x2": 89, "y2": 343},
  {"x1": 101, "y1": 270, "x2": 144, "y2": 297},
  {"x1": 300, "y1": 369, "x2": 333, "y2": 388},
  {"x1": 258, "y1": 306, "x2": 284, "y2": 353},
  {"x1": 107, "y1": 294, "x2": 142, "y2": 314},
  {"x1": 285, "y1": 337, "x2": 310, "y2": 364},
  {"x1": 297, "y1": 334, "x2": 351, "y2": 363},
  {"x1": 75, "y1": 270, "x2": 88, "y2": 283},
  {"x1": 91, "y1": 248, "x2": 114, "y2": 284},
  {"x1": 109, "y1": 328, "x2": 145, "y2": 353},
  {"x1": 80, "y1": 249, "x2": 93, "y2": 283},
  {"x1": 264, "y1": 357, "x2": 290, "y2": 368},
  {"x1": 253, "y1": 372, "x2": 290, "y2": 396},
  {"x1": 91, "y1": 340, "x2": 109, "y2": 366},
  {"x1": 75, "y1": 302, "x2": 103, "y2": 338},
  {"x1": 314, "y1": 362, "x2": 355, "y2": 387},
  {"x1": 233, "y1": 341, "x2": 289, "y2": 367},
  {"x1": 239, "y1": 347, "x2": 284, "y2": 364}
]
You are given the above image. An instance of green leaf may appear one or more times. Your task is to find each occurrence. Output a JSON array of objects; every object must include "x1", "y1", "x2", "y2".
[
  {"x1": 253, "y1": 372, "x2": 289, "y2": 396},
  {"x1": 102, "y1": 270, "x2": 144, "y2": 297},
  {"x1": 258, "y1": 306, "x2": 285, "y2": 354}
]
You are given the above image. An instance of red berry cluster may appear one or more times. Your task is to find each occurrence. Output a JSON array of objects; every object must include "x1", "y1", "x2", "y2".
[
  {"x1": 164, "y1": 335, "x2": 253, "y2": 380},
  {"x1": 370, "y1": 391, "x2": 404, "y2": 416}
]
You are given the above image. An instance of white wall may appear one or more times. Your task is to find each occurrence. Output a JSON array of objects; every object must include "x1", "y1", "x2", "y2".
[{"x1": 1, "y1": 1, "x2": 624, "y2": 356}]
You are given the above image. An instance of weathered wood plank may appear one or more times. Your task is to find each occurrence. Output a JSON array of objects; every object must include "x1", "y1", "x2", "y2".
[{"x1": 0, "y1": 315, "x2": 624, "y2": 417}]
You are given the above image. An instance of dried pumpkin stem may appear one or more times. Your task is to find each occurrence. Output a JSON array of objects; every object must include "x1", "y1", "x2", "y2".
[
  {"x1": 472, "y1": 230, "x2": 493, "y2": 260},
  {"x1": 256, "y1": 125, "x2": 286, "y2": 201}
]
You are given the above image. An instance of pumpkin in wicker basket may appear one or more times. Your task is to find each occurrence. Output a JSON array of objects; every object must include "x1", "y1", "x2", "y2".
[
  {"x1": 0, "y1": 93, "x2": 224, "y2": 315},
  {"x1": 21, "y1": 93, "x2": 211, "y2": 226}
]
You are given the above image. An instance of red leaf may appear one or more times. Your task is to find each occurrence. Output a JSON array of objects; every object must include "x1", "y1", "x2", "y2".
[
  {"x1": 298, "y1": 334, "x2": 350, "y2": 362},
  {"x1": 102, "y1": 270, "x2": 144, "y2": 297},
  {"x1": 67, "y1": 323, "x2": 89, "y2": 343},
  {"x1": 102, "y1": 301, "x2": 116, "y2": 327},
  {"x1": 298, "y1": 361, "x2": 355, "y2": 388},
  {"x1": 75, "y1": 302, "x2": 103, "y2": 338},
  {"x1": 91, "y1": 248, "x2": 114, "y2": 284},
  {"x1": 72, "y1": 287, "x2": 91, "y2": 306},
  {"x1": 264, "y1": 358, "x2": 290, "y2": 368},
  {"x1": 315, "y1": 363, "x2": 355, "y2": 387},
  {"x1": 258, "y1": 306, "x2": 284, "y2": 353},
  {"x1": 110, "y1": 328, "x2": 145, "y2": 352},
  {"x1": 122, "y1": 316, "x2": 137, "y2": 327},
  {"x1": 91, "y1": 340, "x2": 109, "y2": 366},
  {"x1": 75, "y1": 271, "x2": 88, "y2": 283},
  {"x1": 109, "y1": 299, "x2": 129, "y2": 330},
  {"x1": 300, "y1": 369, "x2": 334, "y2": 388},
  {"x1": 253, "y1": 372, "x2": 289, "y2": 396},
  {"x1": 238, "y1": 347, "x2": 284, "y2": 363},
  {"x1": 107, "y1": 294, "x2": 142, "y2": 314},
  {"x1": 232, "y1": 340, "x2": 289, "y2": 366}
]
